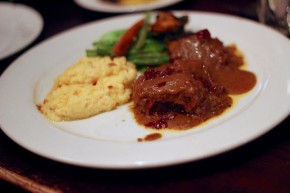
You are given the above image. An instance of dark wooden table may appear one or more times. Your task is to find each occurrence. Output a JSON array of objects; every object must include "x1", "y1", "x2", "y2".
[{"x1": 0, "y1": 0, "x2": 289, "y2": 192}]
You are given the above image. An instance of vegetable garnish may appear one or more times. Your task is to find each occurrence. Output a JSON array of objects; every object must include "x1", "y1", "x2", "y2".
[
  {"x1": 112, "y1": 18, "x2": 144, "y2": 56},
  {"x1": 86, "y1": 12, "x2": 190, "y2": 69}
]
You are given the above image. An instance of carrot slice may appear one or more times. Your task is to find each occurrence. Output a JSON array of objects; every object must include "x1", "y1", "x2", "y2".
[{"x1": 112, "y1": 19, "x2": 144, "y2": 56}]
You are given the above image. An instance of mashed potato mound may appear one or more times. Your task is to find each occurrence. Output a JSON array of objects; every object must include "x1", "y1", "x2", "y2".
[{"x1": 38, "y1": 56, "x2": 137, "y2": 121}]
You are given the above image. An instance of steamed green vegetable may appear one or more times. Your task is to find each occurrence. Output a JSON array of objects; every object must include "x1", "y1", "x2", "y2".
[
  {"x1": 86, "y1": 12, "x2": 169, "y2": 68},
  {"x1": 135, "y1": 12, "x2": 151, "y2": 49}
]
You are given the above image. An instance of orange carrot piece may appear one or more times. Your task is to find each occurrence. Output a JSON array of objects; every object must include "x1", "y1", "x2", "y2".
[{"x1": 112, "y1": 19, "x2": 144, "y2": 56}]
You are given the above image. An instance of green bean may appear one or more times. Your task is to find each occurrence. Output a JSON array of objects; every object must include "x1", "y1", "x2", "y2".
[
  {"x1": 128, "y1": 52, "x2": 169, "y2": 65},
  {"x1": 93, "y1": 42, "x2": 114, "y2": 53},
  {"x1": 88, "y1": 40, "x2": 115, "y2": 57},
  {"x1": 99, "y1": 29, "x2": 126, "y2": 42},
  {"x1": 137, "y1": 66, "x2": 149, "y2": 72},
  {"x1": 129, "y1": 39, "x2": 166, "y2": 54},
  {"x1": 93, "y1": 41, "x2": 115, "y2": 48},
  {"x1": 86, "y1": 46, "x2": 112, "y2": 56},
  {"x1": 86, "y1": 49, "x2": 98, "y2": 57},
  {"x1": 135, "y1": 12, "x2": 151, "y2": 49}
]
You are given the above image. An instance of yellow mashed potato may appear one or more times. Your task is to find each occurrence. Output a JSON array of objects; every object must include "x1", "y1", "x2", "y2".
[{"x1": 38, "y1": 56, "x2": 137, "y2": 121}]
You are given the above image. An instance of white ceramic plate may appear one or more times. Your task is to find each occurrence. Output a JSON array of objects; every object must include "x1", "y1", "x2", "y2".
[
  {"x1": 0, "y1": 2, "x2": 43, "y2": 60},
  {"x1": 74, "y1": 0, "x2": 182, "y2": 13},
  {"x1": 0, "y1": 11, "x2": 290, "y2": 169}
]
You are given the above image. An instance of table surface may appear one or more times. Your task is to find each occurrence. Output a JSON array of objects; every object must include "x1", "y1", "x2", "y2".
[{"x1": 0, "y1": 0, "x2": 289, "y2": 192}]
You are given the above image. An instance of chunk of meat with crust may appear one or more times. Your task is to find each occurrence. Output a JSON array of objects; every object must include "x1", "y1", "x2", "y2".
[{"x1": 151, "y1": 12, "x2": 188, "y2": 35}]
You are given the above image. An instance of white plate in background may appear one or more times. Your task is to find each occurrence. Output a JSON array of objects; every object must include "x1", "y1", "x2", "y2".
[
  {"x1": 0, "y1": 11, "x2": 290, "y2": 169},
  {"x1": 74, "y1": 0, "x2": 182, "y2": 13},
  {"x1": 0, "y1": 2, "x2": 43, "y2": 60}
]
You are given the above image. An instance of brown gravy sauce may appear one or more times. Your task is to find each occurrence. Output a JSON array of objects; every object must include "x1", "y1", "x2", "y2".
[
  {"x1": 137, "y1": 133, "x2": 162, "y2": 142},
  {"x1": 211, "y1": 68, "x2": 256, "y2": 95}
]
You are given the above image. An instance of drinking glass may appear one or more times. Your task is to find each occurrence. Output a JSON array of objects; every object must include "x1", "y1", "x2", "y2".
[{"x1": 257, "y1": 0, "x2": 290, "y2": 36}]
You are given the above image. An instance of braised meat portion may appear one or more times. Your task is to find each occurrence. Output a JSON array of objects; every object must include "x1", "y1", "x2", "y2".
[
  {"x1": 133, "y1": 62, "x2": 231, "y2": 112},
  {"x1": 133, "y1": 65, "x2": 207, "y2": 115},
  {"x1": 132, "y1": 29, "x2": 256, "y2": 130},
  {"x1": 168, "y1": 29, "x2": 240, "y2": 69}
]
